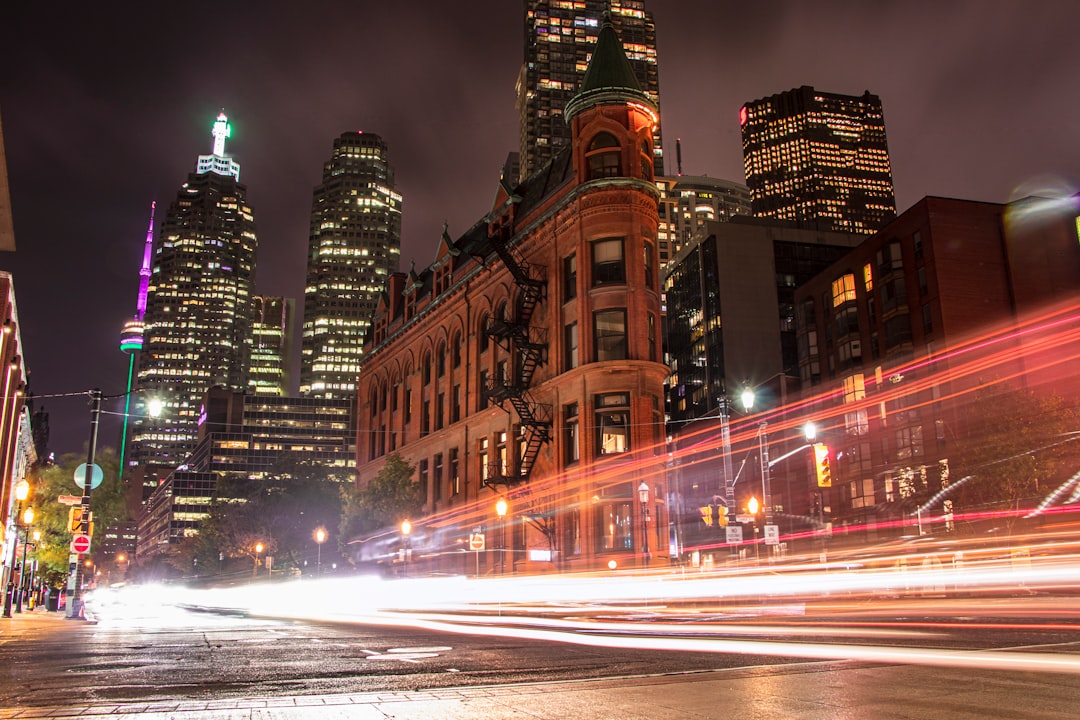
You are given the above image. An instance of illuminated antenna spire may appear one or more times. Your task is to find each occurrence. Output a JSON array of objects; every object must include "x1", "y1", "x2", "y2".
[
  {"x1": 135, "y1": 201, "x2": 155, "y2": 319},
  {"x1": 211, "y1": 111, "x2": 231, "y2": 157},
  {"x1": 196, "y1": 110, "x2": 241, "y2": 180}
]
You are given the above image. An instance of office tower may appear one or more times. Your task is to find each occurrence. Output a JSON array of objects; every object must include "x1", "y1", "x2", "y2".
[
  {"x1": 249, "y1": 296, "x2": 294, "y2": 397},
  {"x1": 300, "y1": 131, "x2": 401, "y2": 398},
  {"x1": 518, "y1": 0, "x2": 662, "y2": 182},
  {"x1": 741, "y1": 86, "x2": 896, "y2": 234},
  {"x1": 656, "y1": 175, "x2": 751, "y2": 265},
  {"x1": 130, "y1": 113, "x2": 257, "y2": 484}
]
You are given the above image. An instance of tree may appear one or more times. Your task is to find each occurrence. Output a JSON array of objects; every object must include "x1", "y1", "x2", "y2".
[
  {"x1": 952, "y1": 386, "x2": 1079, "y2": 516},
  {"x1": 24, "y1": 448, "x2": 124, "y2": 587},
  {"x1": 340, "y1": 454, "x2": 422, "y2": 541}
]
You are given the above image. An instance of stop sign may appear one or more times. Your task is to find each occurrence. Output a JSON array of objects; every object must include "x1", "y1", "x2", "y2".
[{"x1": 70, "y1": 535, "x2": 91, "y2": 554}]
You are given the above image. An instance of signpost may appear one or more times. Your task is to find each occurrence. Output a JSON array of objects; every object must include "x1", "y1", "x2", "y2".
[{"x1": 470, "y1": 528, "x2": 485, "y2": 577}]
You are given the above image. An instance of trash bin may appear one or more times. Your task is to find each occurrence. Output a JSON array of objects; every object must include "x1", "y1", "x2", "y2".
[{"x1": 46, "y1": 588, "x2": 59, "y2": 612}]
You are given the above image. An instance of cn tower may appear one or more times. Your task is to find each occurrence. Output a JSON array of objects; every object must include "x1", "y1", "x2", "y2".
[{"x1": 118, "y1": 201, "x2": 155, "y2": 480}]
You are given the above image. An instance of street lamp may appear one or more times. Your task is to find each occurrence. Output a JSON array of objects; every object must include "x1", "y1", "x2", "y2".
[
  {"x1": 253, "y1": 542, "x2": 264, "y2": 578},
  {"x1": 3, "y1": 478, "x2": 31, "y2": 618},
  {"x1": 638, "y1": 481, "x2": 651, "y2": 566},
  {"x1": 741, "y1": 389, "x2": 774, "y2": 529},
  {"x1": 494, "y1": 498, "x2": 508, "y2": 575},
  {"x1": 314, "y1": 528, "x2": 326, "y2": 577},
  {"x1": 14, "y1": 506, "x2": 34, "y2": 613},
  {"x1": 400, "y1": 520, "x2": 412, "y2": 578}
]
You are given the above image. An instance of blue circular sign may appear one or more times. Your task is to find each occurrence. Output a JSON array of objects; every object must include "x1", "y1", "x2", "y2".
[{"x1": 74, "y1": 463, "x2": 104, "y2": 490}]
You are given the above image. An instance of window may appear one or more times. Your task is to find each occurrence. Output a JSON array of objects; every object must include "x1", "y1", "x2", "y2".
[
  {"x1": 435, "y1": 392, "x2": 445, "y2": 430},
  {"x1": 917, "y1": 267, "x2": 928, "y2": 297},
  {"x1": 562, "y1": 508, "x2": 581, "y2": 556},
  {"x1": 863, "y1": 263, "x2": 873, "y2": 292},
  {"x1": 421, "y1": 398, "x2": 430, "y2": 435},
  {"x1": 422, "y1": 353, "x2": 432, "y2": 386},
  {"x1": 419, "y1": 459, "x2": 429, "y2": 504},
  {"x1": 592, "y1": 238, "x2": 625, "y2": 286},
  {"x1": 640, "y1": 140, "x2": 653, "y2": 180},
  {"x1": 497, "y1": 431, "x2": 509, "y2": 478},
  {"x1": 564, "y1": 402, "x2": 579, "y2": 464},
  {"x1": 479, "y1": 437, "x2": 489, "y2": 484},
  {"x1": 451, "y1": 384, "x2": 461, "y2": 423},
  {"x1": 452, "y1": 332, "x2": 462, "y2": 368},
  {"x1": 643, "y1": 242, "x2": 655, "y2": 290},
  {"x1": 564, "y1": 322, "x2": 579, "y2": 370},
  {"x1": 831, "y1": 273, "x2": 856, "y2": 307},
  {"x1": 479, "y1": 313, "x2": 490, "y2": 353},
  {"x1": 433, "y1": 453, "x2": 443, "y2": 503},
  {"x1": 437, "y1": 343, "x2": 446, "y2": 377},
  {"x1": 563, "y1": 254, "x2": 577, "y2": 301},
  {"x1": 586, "y1": 132, "x2": 621, "y2": 179},
  {"x1": 913, "y1": 230, "x2": 923, "y2": 259},
  {"x1": 450, "y1": 448, "x2": 461, "y2": 495},
  {"x1": 595, "y1": 392, "x2": 630, "y2": 455},
  {"x1": 594, "y1": 309, "x2": 627, "y2": 361},
  {"x1": 922, "y1": 304, "x2": 933, "y2": 334},
  {"x1": 595, "y1": 501, "x2": 633, "y2": 551},
  {"x1": 478, "y1": 370, "x2": 489, "y2": 412},
  {"x1": 648, "y1": 314, "x2": 657, "y2": 362}
]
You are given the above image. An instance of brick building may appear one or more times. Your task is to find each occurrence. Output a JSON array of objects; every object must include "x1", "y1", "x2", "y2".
[{"x1": 356, "y1": 19, "x2": 669, "y2": 574}]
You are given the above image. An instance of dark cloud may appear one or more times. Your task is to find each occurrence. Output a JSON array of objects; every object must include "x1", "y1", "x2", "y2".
[{"x1": 1, "y1": 0, "x2": 1077, "y2": 456}]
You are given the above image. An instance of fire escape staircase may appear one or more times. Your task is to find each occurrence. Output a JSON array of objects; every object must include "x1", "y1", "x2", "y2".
[{"x1": 484, "y1": 232, "x2": 551, "y2": 487}]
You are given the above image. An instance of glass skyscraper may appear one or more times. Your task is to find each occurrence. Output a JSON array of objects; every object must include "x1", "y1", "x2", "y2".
[
  {"x1": 130, "y1": 113, "x2": 257, "y2": 483},
  {"x1": 300, "y1": 131, "x2": 401, "y2": 398},
  {"x1": 741, "y1": 86, "x2": 896, "y2": 235},
  {"x1": 518, "y1": 0, "x2": 662, "y2": 182}
]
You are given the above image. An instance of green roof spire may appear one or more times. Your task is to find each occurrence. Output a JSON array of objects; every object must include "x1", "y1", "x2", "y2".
[{"x1": 564, "y1": 11, "x2": 656, "y2": 122}]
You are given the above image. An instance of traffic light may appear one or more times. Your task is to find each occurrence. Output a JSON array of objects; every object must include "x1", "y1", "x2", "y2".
[
  {"x1": 715, "y1": 502, "x2": 728, "y2": 526},
  {"x1": 68, "y1": 507, "x2": 84, "y2": 533},
  {"x1": 813, "y1": 443, "x2": 832, "y2": 487},
  {"x1": 699, "y1": 505, "x2": 713, "y2": 526}
]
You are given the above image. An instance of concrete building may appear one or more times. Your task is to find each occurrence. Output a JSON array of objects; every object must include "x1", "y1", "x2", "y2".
[
  {"x1": 741, "y1": 86, "x2": 896, "y2": 235},
  {"x1": 301, "y1": 132, "x2": 401, "y2": 398},
  {"x1": 357, "y1": 18, "x2": 668, "y2": 574},
  {"x1": 518, "y1": 0, "x2": 662, "y2": 182},
  {"x1": 655, "y1": 175, "x2": 750, "y2": 266}
]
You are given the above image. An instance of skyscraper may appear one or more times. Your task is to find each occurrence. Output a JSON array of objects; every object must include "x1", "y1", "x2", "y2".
[
  {"x1": 518, "y1": 0, "x2": 662, "y2": 182},
  {"x1": 130, "y1": 113, "x2": 257, "y2": 485},
  {"x1": 300, "y1": 131, "x2": 401, "y2": 398},
  {"x1": 740, "y1": 86, "x2": 896, "y2": 235}
]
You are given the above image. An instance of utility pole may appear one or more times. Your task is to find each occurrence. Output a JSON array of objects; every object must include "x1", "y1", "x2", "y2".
[{"x1": 67, "y1": 388, "x2": 101, "y2": 620}]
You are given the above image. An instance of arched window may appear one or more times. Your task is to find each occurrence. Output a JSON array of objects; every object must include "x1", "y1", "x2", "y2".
[
  {"x1": 479, "y1": 313, "x2": 490, "y2": 353},
  {"x1": 586, "y1": 132, "x2": 622, "y2": 179}
]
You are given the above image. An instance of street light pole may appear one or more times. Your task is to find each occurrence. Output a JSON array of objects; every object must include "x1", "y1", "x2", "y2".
[
  {"x1": 314, "y1": 528, "x2": 326, "y2": 577},
  {"x1": 67, "y1": 388, "x2": 102, "y2": 620},
  {"x1": 638, "y1": 481, "x2": 650, "y2": 566},
  {"x1": 400, "y1": 519, "x2": 411, "y2": 578},
  {"x1": 14, "y1": 506, "x2": 33, "y2": 613},
  {"x1": 495, "y1": 498, "x2": 508, "y2": 575},
  {"x1": 2, "y1": 479, "x2": 29, "y2": 618}
]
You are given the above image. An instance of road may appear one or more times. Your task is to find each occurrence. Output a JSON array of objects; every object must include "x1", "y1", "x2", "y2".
[{"x1": 2, "y1": 589, "x2": 1079, "y2": 717}]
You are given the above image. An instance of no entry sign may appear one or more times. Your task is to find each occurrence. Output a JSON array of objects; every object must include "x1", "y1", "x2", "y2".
[{"x1": 70, "y1": 534, "x2": 91, "y2": 554}]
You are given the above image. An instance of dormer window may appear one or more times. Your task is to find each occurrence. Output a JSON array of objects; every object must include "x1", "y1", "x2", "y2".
[{"x1": 587, "y1": 132, "x2": 622, "y2": 179}]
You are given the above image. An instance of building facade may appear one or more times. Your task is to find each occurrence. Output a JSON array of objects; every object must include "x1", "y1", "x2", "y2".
[
  {"x1": 300, "y1": 132, "x2": 402, "y2": 398},
  {"x1": 741, "y1": 86, "x2": 896, "y2": 235},
  {"x1": 249, "y1": 296, "x2": 294, "y2": 397},
  {"x1": 130, "y1": 113, "x2": 257, "y2": 489},
  {"x1": 189, "y1": 388, "x2": 355, "y2": 481},
  {"x1": 357, "y1": 19, "x2": 668, "y2": 574},
  {"x1": 518, "y1": 0, "x2": 662, "y2": 182},
  {"x1": 793, "y1": 195, "x2": 1080, "y2": 536}
]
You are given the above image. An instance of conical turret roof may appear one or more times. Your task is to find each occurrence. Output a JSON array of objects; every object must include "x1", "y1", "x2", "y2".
[{"x1": 564, "y1": 12, "x2": 656, "y2": 122}]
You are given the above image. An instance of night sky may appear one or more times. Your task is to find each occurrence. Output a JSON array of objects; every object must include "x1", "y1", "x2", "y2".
[{"x1": 2, "y1": 1, "x2": 1078, "y2": 458}]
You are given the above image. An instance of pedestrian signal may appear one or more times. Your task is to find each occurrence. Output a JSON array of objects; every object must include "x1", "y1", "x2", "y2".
[
  {"x1": 814, "y1": 443, "x2": 832, "y2": 488},
  {"x1": 699, "y1": 505, "x2": 713, "y2": 526}
]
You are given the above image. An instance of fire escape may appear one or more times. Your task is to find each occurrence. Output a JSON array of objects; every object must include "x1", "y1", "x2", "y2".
[{"x1": 484, "y1": 224, "x2": 551, "y2": 488}]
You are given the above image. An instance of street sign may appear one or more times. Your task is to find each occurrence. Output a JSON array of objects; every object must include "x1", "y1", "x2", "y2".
[
  {"x1": 70, "y1": 534, "x2": 91, "y2": 554},
  {"x1": 763, "y1": 524, "x2": 780, "y2": 545},
  {"x1": 735, "y1": 514, "x2": 753, "y2": 523},
  {"x1": 469, "y1": 533, "x2": 486, "y2": 551},
  {"x1": 58, "y1": 495, "x2": 82, "y2": 506},
  {"x1": 725, "y1": 526, "x2": 743, "y2": 544},
  {"x1": 74, "y1": 463, "x2": 104, "y2": 490}
]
